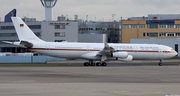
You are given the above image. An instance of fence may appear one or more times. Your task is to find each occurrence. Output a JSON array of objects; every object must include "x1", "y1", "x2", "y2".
[{"x1": 0, "y1": 56, "x2": 66, "y2": 63}]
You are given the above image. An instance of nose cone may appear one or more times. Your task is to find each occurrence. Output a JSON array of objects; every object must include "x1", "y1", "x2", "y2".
[
  {"x1": 175, "y1": 51, "x2": 178, "y2": 56},
  {"x1": 167, "y1": 50, "x2": 178, "y2": 59},
  {"x1": 171, "y1": 50, "x2": 178, "y2": 57}
]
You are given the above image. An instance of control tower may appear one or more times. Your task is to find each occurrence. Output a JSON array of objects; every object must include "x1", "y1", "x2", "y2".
[{"x1": 40, "y1": 0, "x2": 57, "y2": 21}]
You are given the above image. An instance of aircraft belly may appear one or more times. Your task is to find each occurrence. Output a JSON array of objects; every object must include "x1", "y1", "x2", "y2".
[
  {"x1": 128, "y1": 52, "x2": 161, "y2": 60},
  {"x1": 35, "y1": 50, "x2": 85, "y2": 58}
]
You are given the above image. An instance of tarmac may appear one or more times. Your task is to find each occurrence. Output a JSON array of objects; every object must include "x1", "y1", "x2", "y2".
[{"x1": 0, "y1": 65, "x2": 180, "y2": 96}]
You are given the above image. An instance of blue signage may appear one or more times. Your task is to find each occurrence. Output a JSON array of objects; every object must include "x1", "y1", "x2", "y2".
[{"x1": 146, "y1": 20, "x2": 174, "y2": 24}]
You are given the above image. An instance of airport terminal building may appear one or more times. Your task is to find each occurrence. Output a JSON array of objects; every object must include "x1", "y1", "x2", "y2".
[
  {"x1": 78, "y1": 21, "x2": 120, "y2": 43},
  {"x1": 122, "y1": 14, "x2": 180, "y2": 43}
]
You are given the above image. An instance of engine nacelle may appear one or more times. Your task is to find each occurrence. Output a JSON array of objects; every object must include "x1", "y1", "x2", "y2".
[
  {"x1": 118, "y1": 55, "x2": 133, "y2": 62},
  {"x1": 112, "y1": 51, "x2": 128, "y2": 58}
]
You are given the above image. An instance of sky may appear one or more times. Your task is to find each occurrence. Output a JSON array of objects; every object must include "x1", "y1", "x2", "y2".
[{"x1": 1, "y1": 0, "x2": 180, "y2": 21}]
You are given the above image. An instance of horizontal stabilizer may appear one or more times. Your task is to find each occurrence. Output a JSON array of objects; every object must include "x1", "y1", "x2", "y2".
[
  {"x1": 1, "y1": 41, "x2": 13, "y2": 44},
  {"x1": 20, "y1": 41, "x2": 33, "y2": 48},
  {"x1": 2, "y1": 40, "x2": 32, "y2": 48}
]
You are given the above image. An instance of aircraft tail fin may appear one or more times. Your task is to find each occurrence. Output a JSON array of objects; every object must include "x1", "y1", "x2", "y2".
[{"x1": 11, "y1": 17, "x2": 43, "y2": 42}]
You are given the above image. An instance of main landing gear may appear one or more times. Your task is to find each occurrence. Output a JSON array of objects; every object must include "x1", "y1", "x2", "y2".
[
  {"x1": 159, "y1": 59, "x2": 163, "y2": 66},
  {"x1": 83, "y1": 60, "x2": 107, "y2": 66}
]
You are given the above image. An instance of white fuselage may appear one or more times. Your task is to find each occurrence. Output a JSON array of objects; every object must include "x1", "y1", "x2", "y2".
[
  {"x1": 28, "y1": 41, "x2": 177, "y2": 60},
  {"x1": 10, "y1": 17, "x2": 178, "y2": 63}
]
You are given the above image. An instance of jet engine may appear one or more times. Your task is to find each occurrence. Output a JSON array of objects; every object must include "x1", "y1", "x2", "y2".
[
  {"x1": 112, "y1": 51, "x2": 128, "y2": 58},
  {"x1": 118, "y1": 55, "x2": 133, "y2": 62}
]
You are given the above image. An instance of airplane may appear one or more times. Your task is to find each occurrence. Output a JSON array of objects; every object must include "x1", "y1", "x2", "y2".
[{"x1": 3, "y1": 17, "x2": 178, "y2": 66}]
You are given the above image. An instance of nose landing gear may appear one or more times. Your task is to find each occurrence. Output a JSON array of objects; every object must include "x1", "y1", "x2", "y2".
[{"x1": 159, "y1": 59, "x2": 163, "y2": 66}]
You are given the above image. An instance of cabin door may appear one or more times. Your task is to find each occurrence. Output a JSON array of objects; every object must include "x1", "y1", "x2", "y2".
[
  {"x1": 133, "y1": 46, "x2": 139, "y2": 59},
  {"x1": 158, "y1": 48, "x2": 163, "y2": 59},
  {"x1": 45, "y1": 43, "x2": 50, "y2": 50},
  {"x1": 133, "y1": 46, "x2": 138, "y2": 53}
]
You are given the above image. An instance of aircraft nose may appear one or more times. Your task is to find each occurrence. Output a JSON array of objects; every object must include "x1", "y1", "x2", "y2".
[
  {"x1": 172, "y1": 50, "x2": 178, "y2": 56},
  {"x1": 175, "y1": 51, "x2": 178, "y2": 56}
]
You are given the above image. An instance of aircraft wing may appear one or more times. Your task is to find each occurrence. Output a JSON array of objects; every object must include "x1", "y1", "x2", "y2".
[
  {"x1": 81, "y1": 43, "x2": 115, "y2": 61},
  {"x1": 97, "y1": 43, "x2": 115, "y2": 61},
  {"x1": 97, "y1": 43, "x2": 115, "y2": 56}
]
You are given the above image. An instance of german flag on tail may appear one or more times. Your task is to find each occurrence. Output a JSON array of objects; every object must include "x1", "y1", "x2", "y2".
[{"x1": 20, "y1": 24, "x2": 24, "y2": 27}]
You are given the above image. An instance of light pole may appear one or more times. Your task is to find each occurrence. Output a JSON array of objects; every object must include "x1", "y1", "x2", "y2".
[
  {"x1": 112, "y1": 14, "x2": 116, "y2": 21},
  {"x1": 120, "y1": 17, "x2": 122, "y2": 43}
]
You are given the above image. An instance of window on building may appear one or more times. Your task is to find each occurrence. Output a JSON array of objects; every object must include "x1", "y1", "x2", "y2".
[
  {"x1": 54, "y1": 32, "x2": 65, "y2": 37},
  {"x1": 54, "y1": 32, "x2": 60, "y2": 37},
  {"x1": 54, "y1": 24, "x2": 65, "y2": 29},
  {"x1": 175, "y1": 25, "x2": 180, "y2": 28},
  {"x1": 10, "y1": 33, "x2": 17, "y2": 36},
  {"x1": 167, "y1": 25, "x2": 175, "y2": 28},
  {"x1": 146, "y1": 25, "x2": 150, "y2": 28},
  {"x1": 28, "y1": 25, "x2": 41, "y2": 29},
  {"x1": 167, "y1": 33, "x2": 175, "y2": 36},
  {"x1": 159, "y1": 32, "x2": 180, "y2": 37},
  {"x1": 143, "y1": 33, "x2": 146, "y2": 36},
  {"x1": 122, "y1": 25, "x2": 130, "y2": 28},
  {"x1": 147, "y1": 33, "x2": 149, "y2": 36},
  {"x1": 54, "y1": 25, "x2": 60, "y2": 29},
  {"x1": 130, "y1": 25, "x2": 137, "y2": 28},
  {"x1": 176, "y1": 33, "x2": 180, "y2": 36},
  {"x1": 0, "y1": 26, "x2": 15, "y2": 30},
  {"x1": 159, "y1": 33, "x2": 166, "y2": 36},
  {"x1": 147, "y1": 32, "x2": 158, "y2": 37},
  {"x1": 0, "y1": 33, "x2": 17, "y2": 37},
  {"x1": 138, "y1": 25, "x2": 145, "y2": 28},
  {"x1": 159, "y1": 25, "x2": 167, "y2": 28},
  {"x1": 149, "y1": 24, "x2": 158, "y2": 29},
  {"x1": 89, "y1": 28, "x2": 93, "y2": 30},
  {"x1": 60, "y1": 25, "x2": 65, "y2": 29}
]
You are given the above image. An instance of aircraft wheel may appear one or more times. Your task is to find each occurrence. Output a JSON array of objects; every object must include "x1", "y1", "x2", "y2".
[
  {"x1": 159, "y1": 63, "x2": 163, "y2": 66},
  {"x1": 90, "y1": 63, "x2": 95, "y2": 66},
  {"x1": 84, "y1": 62, "x2": 89, "y2": 66},
  {"x1": 96, "y1": 62, "x2": 101, "y2": 66},
  {"x1": 102, "y1": 62, "x2": 107, "y2": 66}
]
